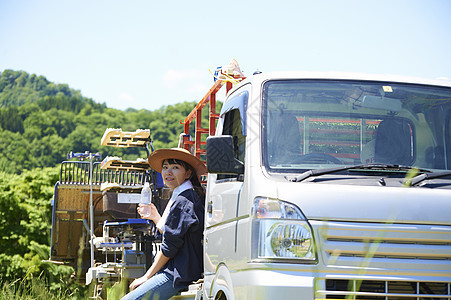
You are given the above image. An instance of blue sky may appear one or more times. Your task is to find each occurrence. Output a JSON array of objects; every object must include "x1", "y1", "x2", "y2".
[{"x1": 1, "y1": 0, "x2": 450, "y2": 111}]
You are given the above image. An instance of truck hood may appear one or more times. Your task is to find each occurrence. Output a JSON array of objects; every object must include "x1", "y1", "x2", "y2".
[{"x1": 276, "y1": 182, "x2": 451, "y2": 225}]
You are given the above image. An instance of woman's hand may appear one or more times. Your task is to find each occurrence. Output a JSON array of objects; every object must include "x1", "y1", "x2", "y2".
[
  {"x1": 128, "y1": 251, "x2": 170, "y2": 291},
  {"x1": 138, "y1": 203, "x2": 161, "y2": 224},
  {"x1": 129, "y1": 275, "x2": 148, "y2": 291}
]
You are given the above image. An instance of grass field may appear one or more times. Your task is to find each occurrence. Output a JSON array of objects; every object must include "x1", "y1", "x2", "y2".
[{"x1": 0, "y1": 275, "x2": 87, "y2": 300}]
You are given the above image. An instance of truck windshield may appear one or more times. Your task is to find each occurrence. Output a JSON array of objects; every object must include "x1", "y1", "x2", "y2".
[{"x1": 262, "y1": 79, "x2": 451, "y2": 173}]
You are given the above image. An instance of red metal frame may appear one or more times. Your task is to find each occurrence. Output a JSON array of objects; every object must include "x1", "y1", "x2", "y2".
[{"x1": 182, "y1": 76, "x2": 244, "y2": 160}]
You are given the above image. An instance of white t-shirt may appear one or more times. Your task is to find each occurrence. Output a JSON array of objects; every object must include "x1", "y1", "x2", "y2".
[{"x1": 156, "y1": 180, "x2": 193, "y2": 232}]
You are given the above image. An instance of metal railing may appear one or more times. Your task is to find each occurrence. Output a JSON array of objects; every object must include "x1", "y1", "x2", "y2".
[{"x1": 59, "y1": 161, "x2": 146, "y2": 186}]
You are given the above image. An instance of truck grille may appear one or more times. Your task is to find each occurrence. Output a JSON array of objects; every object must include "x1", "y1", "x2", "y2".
[
  {"x1": 313, "y1": 221, "x2": 451, "y2": 299},
  {"x1": 315, "y1": 221, "x2": 451, "y2": 267},
  {"x1": 317, "y1": 279, "x2": 451, "y2": 299}
]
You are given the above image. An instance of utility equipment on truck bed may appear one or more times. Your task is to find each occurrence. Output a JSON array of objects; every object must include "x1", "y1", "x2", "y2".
[{"x1": 51, "y1": 129, "x2": 168, "y2": 298}]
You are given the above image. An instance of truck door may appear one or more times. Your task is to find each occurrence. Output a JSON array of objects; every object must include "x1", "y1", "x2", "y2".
[{"x1": 204, "y1": 90, "x2": 248, "y2": 277}]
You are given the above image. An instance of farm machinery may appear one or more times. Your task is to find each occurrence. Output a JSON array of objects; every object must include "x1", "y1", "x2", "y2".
[{"x1": 50, "y1": 129, "x2": 169, "y2": 297}]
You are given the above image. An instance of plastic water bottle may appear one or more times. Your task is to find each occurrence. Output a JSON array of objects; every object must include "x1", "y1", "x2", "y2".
[
  {"x1": 140, "y1": 182, "x2": 152, "y2": 218},
  {"x1": 140, "y1": 182, "x2": 151, "y2": 205}
]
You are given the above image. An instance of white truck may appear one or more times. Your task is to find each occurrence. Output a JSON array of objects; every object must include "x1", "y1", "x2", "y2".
[
  {"x1": 200, "y1": 70, "x2": 451, "y2": 299},
  {"x1": 51, "y1": 66, "x2": 451, "y2": 299}
]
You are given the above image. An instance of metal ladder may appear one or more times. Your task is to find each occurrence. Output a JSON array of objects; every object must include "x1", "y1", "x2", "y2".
[{"x1": 181, "y1": 70, "x2": 245, "y2": 161}]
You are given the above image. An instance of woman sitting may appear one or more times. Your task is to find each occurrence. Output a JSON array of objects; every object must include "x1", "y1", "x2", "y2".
[{"x1": 121, "y1": 148, "x2": 206, "y2": 300}]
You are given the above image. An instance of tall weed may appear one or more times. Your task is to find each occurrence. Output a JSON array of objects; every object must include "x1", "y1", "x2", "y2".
[{"x1": 0, "y1": 272, "x2": 87, "y2": 300}]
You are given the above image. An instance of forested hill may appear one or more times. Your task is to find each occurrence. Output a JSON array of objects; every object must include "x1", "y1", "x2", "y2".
[
  {"x1": 0, "y1": 69, "x2": 94, "y2": 108},
  {"x1": 0, "y1": 69, "x2": 212, "y2": 174}
]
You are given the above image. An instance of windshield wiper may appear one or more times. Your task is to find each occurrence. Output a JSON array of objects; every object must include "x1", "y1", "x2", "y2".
[
  {"x1": 288, "y1": 164, "x2": 428, "y2": 183},
  {"x1": 404, "y1": 170, "x2": 451, "y2": 187}
]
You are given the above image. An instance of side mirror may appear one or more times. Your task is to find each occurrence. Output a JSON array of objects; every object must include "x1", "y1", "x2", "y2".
[{"x1": 206, "y1": 135, "x2": 244, "y2": 174}]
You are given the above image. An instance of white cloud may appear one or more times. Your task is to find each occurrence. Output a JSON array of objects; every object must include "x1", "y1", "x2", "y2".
[
  {"x1": 188, "y1": 83, "x2": 209, "y2": 94},
  {"x1": 117, "y1": 92, "x2": 134, "y2": 103},
  {"x1": 162, "y1": 68, "x2": 209, "y2": 89}
]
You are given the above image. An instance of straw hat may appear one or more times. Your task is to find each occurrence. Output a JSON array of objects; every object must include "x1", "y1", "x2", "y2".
[{"x1": 148, "y1": 148, "x2": 207, "y2": 176}]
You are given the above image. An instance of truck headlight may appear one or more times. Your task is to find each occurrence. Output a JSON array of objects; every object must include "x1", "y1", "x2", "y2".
[{"x1": 251, "y1": 197, "x2": 316, "y2": 262}]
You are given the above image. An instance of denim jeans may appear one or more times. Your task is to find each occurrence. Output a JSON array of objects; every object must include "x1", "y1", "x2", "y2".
[{"x1": 120, "y1": 271, "x2": 185, "y2": 300}]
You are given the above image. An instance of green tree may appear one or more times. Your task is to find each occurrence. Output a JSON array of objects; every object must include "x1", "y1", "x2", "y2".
[
  {"x1": 0, "y1": 106, "x2": 24, "y2": 133},
  {"x1": 0, "y1": 69, "x2": 223, "y2": 173},
  {"x1": 0, "y1": 168, "x2": 85, "y2": 297}
]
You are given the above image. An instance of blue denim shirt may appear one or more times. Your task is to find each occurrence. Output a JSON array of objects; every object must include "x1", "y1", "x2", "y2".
[{"x1": 160, "y1": 188, "x2": 204, "y2": 289}]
